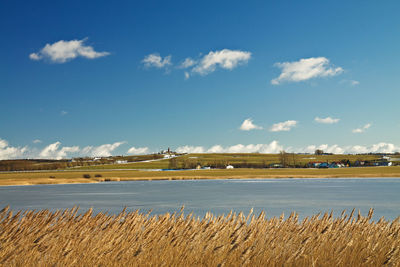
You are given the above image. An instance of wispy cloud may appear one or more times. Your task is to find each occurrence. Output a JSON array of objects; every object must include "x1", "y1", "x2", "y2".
[
  {"x1": 127, "y1": 147, "x2": 149, "y2": 155},
  {"x1": 270, "y1": 120, "x2": 297, "y2": 132},
  {"x1": 350, "y1": 80, "x2": 359, "y2": 86},
  {"x1": 179, "y1": 58, "x2": 196, "y2": 69},
  {"x1": 239, "y1": 118, "x2": 262, "y2": 131},
  {"x1": 142, "y1": 53, "x2": 172, "y2": 68},
  {"x1": 33, "y1": 139, "x2": 42, "y2": 144},
  {"x1": 184, "y1": 71, "x2": 190, "y2": 80},
  {"x1": 29, "y1": 38, "x2": 109, "y2": 63},
  {"x1": 271, "y1": 57, "x2": 343, "y2": 85},
  {"x1": 340, "y1": 79, "x2": 360, "y2": 86},
  {"x1": 61, "y1": 110, "x2": 68, "y2": 116},
  {"x1": 140, "y1": 49, "x2": 251, "y2": 78},
  {"x1": 352, "y1": 123, "x2": 371, "y2": 133},
  {"x1": 191, "y1": 49, "x2": 251, "y2": 76},
  {"x1": 314, "y1": 116, "x2": 340, "y2": 124}
]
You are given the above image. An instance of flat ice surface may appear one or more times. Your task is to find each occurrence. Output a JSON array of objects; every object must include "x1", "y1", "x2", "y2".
[{"x1": 1, "y1": 178, "x2": 399, "y2": 220}]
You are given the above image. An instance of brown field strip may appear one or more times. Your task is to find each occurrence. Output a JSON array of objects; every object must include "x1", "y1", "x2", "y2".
[{"x1": 0, "y1": 166, "x2": 400, "y2": 186}]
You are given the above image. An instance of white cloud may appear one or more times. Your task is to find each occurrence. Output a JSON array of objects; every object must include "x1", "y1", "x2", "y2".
[
  {"x1": 179, "y1": 58, "x2": 196, "y2": 69},
  {"x1": 315, "y1": 116, "x2": 340, "y2": 124},
  {"x1": 176, "y1": 146, "x2": 205, "y2": 154},
  {"x1": 296, "y1": 144, "x2": 345, "y2": 154},
  {"x1": 0, "y1": 139, "x2": 7, "y2": 149},
  {"x1": 340, "y1": 79, "x2": 360, "y2": 86},
  {"x1": 81, "y1": 141, "x2": 125, "y2": 157},
  {"x1": 239, "y1": 118, "x2": 262, "y2": 131},
  {"x1": 207, "y1": 145, "x2": 224, "y2": 153},
  {"x1": 352, "y1": 123, "x2": 372, "y2": 133},
  {"x1": 0, "y1": 138, "x2": 28, "y2": 160},
  {"x1": 127, "y1": 147, "x2": 149, "y2": 155},
  {"x1": 350, "y1": 80, "x2": 360, "y2": 86},
  {"x1": 61, "y1": 110, "x2": 68, "y2": 116},
  {"x1": 39, "y1": 141, "x2": 79, "y2": 160},
  {"x1": 270, "y1": 120, "x2": 297, "y2": 132},
  {"x1": 142, "y1": 53, "x2": 172, "y2": 68},
  {"x1": 295, "y1": 142, "x2": 400, "y2": 154},
  {"x1": 192, "y1": 49, "x2": 251, "y2": 75},
  {"x1": 33, "y1": 139, "x2": 42, "y2": 144},
  {"x1": 271, "y1": 57, "x2": 343, "y2": 85},
  {"x1": 184, "y1": 71, "x2": 190, "y2": 80},
  {"x1": 176, "y1": 141, "x2": 283, "y2": 154},
  {"x1": 29, "y1": 38, "x2": 109, "y2": 63}
]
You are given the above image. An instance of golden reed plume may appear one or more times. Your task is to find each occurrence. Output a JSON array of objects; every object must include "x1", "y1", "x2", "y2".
[{"x1": 0, "y1": 206, "x2": 399, "y2": 266}]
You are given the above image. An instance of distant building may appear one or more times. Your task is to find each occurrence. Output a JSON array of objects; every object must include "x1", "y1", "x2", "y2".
[
  {"x1": 161, "y1": 147, "x2": 176, "y2": 155},
  {"x1": 115, "y1": 160, "x2": 128, "y2": 164},
  {"x1": 226, "y1": 165, "x2": 234, "y2": 169}
]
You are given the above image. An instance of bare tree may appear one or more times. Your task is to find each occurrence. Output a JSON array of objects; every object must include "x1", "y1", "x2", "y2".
[
  {"x1": 315, "y1": 149, "x2": 324, "y2": 155},
  {"x1": 279, "y1": 151, "x2": 289, "y2": 167}
]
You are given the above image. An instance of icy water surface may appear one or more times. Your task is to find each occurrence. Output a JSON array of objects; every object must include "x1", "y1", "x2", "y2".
[{"x1": 1, "y1": 178, "x2": 399, "y2": 220}]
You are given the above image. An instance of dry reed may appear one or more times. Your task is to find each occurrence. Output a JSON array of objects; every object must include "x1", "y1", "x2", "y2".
[{"x1": 0, "y1": 207, "x2": 399, "y2": 266}]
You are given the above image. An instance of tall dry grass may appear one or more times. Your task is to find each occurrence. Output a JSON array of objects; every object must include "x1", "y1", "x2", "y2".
[{"x1": 0, "y1": 207, "x2": 399, "y2": 266}]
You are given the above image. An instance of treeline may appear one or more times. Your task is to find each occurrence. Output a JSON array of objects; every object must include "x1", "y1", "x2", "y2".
[
  {"x1": 0, "y1": 159, "x2": 112, "y2": 171},
  {"x1": 168, "y1": 158, "x2": 281, "y2": 169},
  {"x1": 0, "y1": 160, "x2": 70, "y2": 171},
  {"x1": 0, "y1": 154, "x2": 165, "y2": 171}
]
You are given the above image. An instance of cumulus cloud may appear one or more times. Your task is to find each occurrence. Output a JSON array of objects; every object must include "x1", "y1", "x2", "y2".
[
  {"x1": 176, "y1": 141, "x2": 283, "y2": 154},
  {"x1": 39, "y1": 141, "x2": 79, "y2": 160},
  {"x1": 270, "y1": 120, "x2": 297, "y2": 132},
  {"x1": 29, "y1": 38, "x2": 109, "y2": 63},
  {"x1": 239, "y1": 118, "x2": 262, "y2": 131},
  {"x1": 81, "y1": 142, "x2": 125, "y2": 157},
  {"x1": 314, "y1": 116, "x2": 340, "y2": 124},
  {"x1": 0, "y1": 138, "x2": 28, "y2": 160},
  {"x1": 352, "y1": 123, "x2": 372, "y2": 133},
  {"x1": 127, "y1": 147, "x2": 150, "y2": 155},
  {"x1": 294, "y1": 142, "x2": 400, "y2": 154},
  {"x1": 176, "y1": 146, "x2": 205, "y2": 154},
  {"x1": 271, "y1": 57, "x2": 343, "y2": 85},
  {"x1": 179, "y1": 58, "x2": 196, "y2": 69},
  {"x1": 142, "y1": 53, "x2": 172, "y2": 68},
  {"x1": 192, "y1": 49, "x2": 251, "y2": 75},
  {"x1": 33, "y1": 139, "x2": 42, "y2": 144},
  {"x1": 295, "y1": 144, "x2": 345, "y2": 154}
]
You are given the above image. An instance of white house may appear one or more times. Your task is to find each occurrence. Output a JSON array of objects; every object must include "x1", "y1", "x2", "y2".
[{"x1": 226, "y1": 165, "x2": 234, "y2": 169}]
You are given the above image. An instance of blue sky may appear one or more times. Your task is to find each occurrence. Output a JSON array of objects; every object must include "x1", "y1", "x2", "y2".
[{"x1": 1, "y1": 0, "x2": 400, "y2": 159}]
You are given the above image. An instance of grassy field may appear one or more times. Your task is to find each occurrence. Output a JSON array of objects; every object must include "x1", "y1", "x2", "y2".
[
  {"x1": 73, "y1": 159, "x2": 171, "y2": 170},
  {"x1": 72, "y1": 153, "x2": 389, "y2": 170},
  {"x1": 1, "y1": 153, "x2": 396, "y2": 172},
  {"x1": 1, "y1": 207, "x2": 399, "y2": 266},
  {"x1": 1, "y1": 166, "x2": 400, "y2": 186},
  {"x1": 178, "y1": 153, "x2": 382, "y2": 166}
]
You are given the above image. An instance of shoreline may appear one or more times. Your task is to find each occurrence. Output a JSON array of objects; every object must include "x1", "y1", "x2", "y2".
[{"x1": 1, "y1": 166, "x2": 400, "y2": 186}]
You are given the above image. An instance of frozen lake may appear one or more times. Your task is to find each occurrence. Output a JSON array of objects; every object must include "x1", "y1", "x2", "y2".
[{"x1": 1, "y1": 178, "x2": 399, "y2": 220}]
